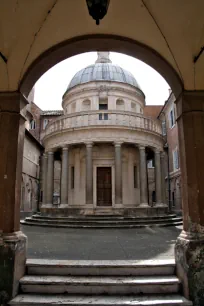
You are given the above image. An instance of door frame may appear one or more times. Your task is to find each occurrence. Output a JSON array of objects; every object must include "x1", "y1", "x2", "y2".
[{"x1": 93, "y1": 164, "x2": 115, "y2": 207}]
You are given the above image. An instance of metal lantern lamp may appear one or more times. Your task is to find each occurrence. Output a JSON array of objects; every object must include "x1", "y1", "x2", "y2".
[{"x1": 86, "y1": 0, "x2": 110, "y2": 25}]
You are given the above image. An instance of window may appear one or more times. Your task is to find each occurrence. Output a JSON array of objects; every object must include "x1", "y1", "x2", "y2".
[
  {"x1": 162, "y1": 121, "x2": 166, "y2": 136},
  {"x1": 71, "y1": 166, "x2": 75, "y2": 189},
  {"x1": 43, "y1": 119, "x2": 49, "y2": 129},
  {"x1": 99, "y1": 98, "x2": 108, "y2": 120},
  {"x1": 134, "y1": 166, "x2": 138, "y2": 188},
  {"x1": 169, "y1": 107, "x2": 176, "y2": 128},
  {"x1": 99, "y1": 113, "x2": 108, "y2": 120},
  {"x1": 173, "y1": 148, "x2": 179, "y2": 170},
  {"x1": 99, "y1": 102, "x2": 108, "y2": 110},
  {"x1": 30, "y1": 120, "x2": 36, "y2": 130}
]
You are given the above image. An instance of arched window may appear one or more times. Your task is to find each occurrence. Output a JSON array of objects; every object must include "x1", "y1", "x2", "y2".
[
  {"x1": 116, "y1": 99, "x2": 125, "y2": 110},
  {"x1": 43, "y1": 119, "x2": 49, "y2": 129},
  {"x1": 30, "y1": 119, "x2": 36, "y2": 130},
  {"x1": 82, "y1": 99, "x2": 91, "y2": 111}
]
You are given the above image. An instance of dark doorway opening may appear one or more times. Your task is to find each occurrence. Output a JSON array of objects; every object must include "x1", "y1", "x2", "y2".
[{"x1": 97, "y1": 167, "x2": 112, "y2": 206}]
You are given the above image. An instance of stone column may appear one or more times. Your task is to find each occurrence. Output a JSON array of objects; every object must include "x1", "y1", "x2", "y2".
[
  {"x1": 175, "y1": 91, "x2": 204, "y2": 306},
  {"x1": 154, "y1": 149, "x2": 163, "y2": 206},
  {"x1": 160, "y1": 152, "x2": 166, "y2": 204},
  {"x1": 42, "y1": 153, "x2": 48, "y2": 205},
  {"x1": 0, "y1": 92, "x2": 27, "y2": 304},
  {"x1": 139, "y1": 145, "x2": 148, "y2": 206},
  {"x1": 115, "y1": 142, "x2": 122, "y2": 204},
  {"x1": 47, "y1": 151, "x2": 54, "y2": 204},
  {"x1": 86, "y1": 142, "x2": 93, "y2": 204},
  {"x1": 60, "y1": 146, "x2": 69, "y2": 205}
]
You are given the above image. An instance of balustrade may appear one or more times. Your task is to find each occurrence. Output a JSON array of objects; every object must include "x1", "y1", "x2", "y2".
[{"x1": 44, "y1": 111, "x2": 162, "y2": 137}]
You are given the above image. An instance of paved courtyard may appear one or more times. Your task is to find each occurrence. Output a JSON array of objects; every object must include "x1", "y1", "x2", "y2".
[{"x1": 21, "y1": 225, "x2": 182, "y2": 260}]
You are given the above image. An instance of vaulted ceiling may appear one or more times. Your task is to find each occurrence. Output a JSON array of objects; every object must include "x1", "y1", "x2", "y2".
[{"x1": 0, "y1": 0, "x2": 203, "y2": 93}]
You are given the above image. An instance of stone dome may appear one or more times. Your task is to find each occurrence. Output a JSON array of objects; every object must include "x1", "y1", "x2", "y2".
[{"x1": 65, "y1": 52, "x2": 142, "y2": 92}]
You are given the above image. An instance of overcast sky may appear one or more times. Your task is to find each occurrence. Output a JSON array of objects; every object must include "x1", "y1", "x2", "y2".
[{"x1": 34, "y1": 52, "x2": 170, "y2": 110}]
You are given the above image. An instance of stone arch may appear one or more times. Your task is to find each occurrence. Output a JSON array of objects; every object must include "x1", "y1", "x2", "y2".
[{"x1": 19, "y1": 35, "x2": 183, "y2": 98}]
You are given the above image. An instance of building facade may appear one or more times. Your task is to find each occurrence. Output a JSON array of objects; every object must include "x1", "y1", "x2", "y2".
[
  {"x1": 21, "y1": 53, "x2": 182, "y2": 218},
  {"x1": 158, "y1": 91, "x2": 181, "y2": 213},
  {"x1": 36, "y1": 52, "x2": 168, "y2": 217}
]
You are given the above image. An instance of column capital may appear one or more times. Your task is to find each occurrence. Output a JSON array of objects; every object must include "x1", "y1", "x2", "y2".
[
  {"x1": 47, "y1": 151, "x2": 54, "y2": 155},
  {"x1": 85, "y1": 141, "x2": 93, "y2": 148},
  {"x1": 62, "y1": 145, "x2": 69, "y2": 151},
  {"x1": 138, "y1": 145, "x2": 146, "y2": 151},
  {"x1": 154, "y1": 148, "x2": 161, "y2": 154},
  {"x1": 43, "y1": 153, "x2": 48, "y2": 158},
  {"x1": 114, "y1": 141, "x2": 123, "y2": 147}
]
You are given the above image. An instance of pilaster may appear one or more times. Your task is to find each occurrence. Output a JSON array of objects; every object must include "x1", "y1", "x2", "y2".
[{"x1": 175, "y1": 91, "x2": 204, "y2": 306}]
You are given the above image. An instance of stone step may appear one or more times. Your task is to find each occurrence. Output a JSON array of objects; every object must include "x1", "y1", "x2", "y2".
[
  {"x1": 20, "y1": 275, "x2": 180, "y2": 295},
  {"x1": 21, "y1": 220, "x2": 183, "y2": 228},
  {"x1": 9, "y1": 294, "x2": 193, "y2": 306},
  {"x1": 27, "y1": 217, "x2": 182, "y2": 224},
  {"x1": 26, "y1": 259, "x2": 175, "y2": 276},
  {"x1": 31, "y1": 214, "x2": 178, "y2": 220}
]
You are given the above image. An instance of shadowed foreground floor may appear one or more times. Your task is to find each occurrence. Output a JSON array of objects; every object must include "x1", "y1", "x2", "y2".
[{"x1": 21, "y1": 224, "x2": 182, "y2": 260}]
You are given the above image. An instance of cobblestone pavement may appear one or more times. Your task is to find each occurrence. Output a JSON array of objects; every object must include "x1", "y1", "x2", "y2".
[{"x1": 21, "y1": 225, "x2": 182, "y2": 260}]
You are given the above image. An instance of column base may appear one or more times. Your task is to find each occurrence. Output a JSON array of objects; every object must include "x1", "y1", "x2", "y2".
[
  {"x1": 59, "y1": 204, "x2": 69, "y2": 208},
  {"x1": 175, "y1": 230, "x2": 204, "y2": 306},
  {"x1": 0, "y1": 231, "x2": 27, "y2": 305},
  {"x1": 154, "y1": 203, "x2": 168, "y2": 208},
  {"x1": 139, "y1": 203, "x2": 149, "y2": 207}
]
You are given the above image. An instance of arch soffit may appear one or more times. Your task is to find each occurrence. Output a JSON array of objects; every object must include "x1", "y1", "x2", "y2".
[{"x1": 20, "y1": 35, "x2": 183, "y2": 98}]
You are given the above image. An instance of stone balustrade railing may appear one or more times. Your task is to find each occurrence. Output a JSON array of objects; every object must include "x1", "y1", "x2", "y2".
[{"x1": 44, "y1": 110, "x2": 162, "y2": 137}]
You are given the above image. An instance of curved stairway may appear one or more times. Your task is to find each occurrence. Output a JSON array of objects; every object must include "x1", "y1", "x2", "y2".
[
  {"x1": 21, "y1": 213, "x2": 183, "y2": 228},
  {"x1": 9, "y1": 259, "x2": 192, "y2": 306}
]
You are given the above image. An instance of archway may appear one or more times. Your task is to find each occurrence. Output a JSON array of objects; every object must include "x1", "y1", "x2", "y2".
[
  {"x1": 1, "y1": 34, "x2": 203, "y2": 306},
  {"x1": 20, "y1": 35, "x2": 183, "y2": 98}
]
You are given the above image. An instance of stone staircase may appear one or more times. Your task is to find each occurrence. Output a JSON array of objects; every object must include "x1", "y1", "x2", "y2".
[
  {"x1": 21, "y1": 214, "x2": 183, "y2": 228},
  {"x1": 9, "y1": 259, "x2": 192, "y2": 306}
]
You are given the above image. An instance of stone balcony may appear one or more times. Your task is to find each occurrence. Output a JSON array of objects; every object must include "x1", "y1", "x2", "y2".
[{"x1": 44, "y1": 110, "x2": 163, "y2": 138}]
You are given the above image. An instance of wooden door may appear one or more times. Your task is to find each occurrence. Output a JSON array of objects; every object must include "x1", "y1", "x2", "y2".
[{"x1": 97, "y1": 167, "x2": 112, "y2": 206}]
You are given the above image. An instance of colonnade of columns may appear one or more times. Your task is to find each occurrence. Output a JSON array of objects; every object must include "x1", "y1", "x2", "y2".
[{"x1": 41, "y1": 143, "x2": 166, "y2": 207}]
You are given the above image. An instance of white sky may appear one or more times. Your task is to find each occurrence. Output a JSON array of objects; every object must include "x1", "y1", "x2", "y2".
[{"x1": 34, "y1": 52, "x2": 170, "y2": 110}]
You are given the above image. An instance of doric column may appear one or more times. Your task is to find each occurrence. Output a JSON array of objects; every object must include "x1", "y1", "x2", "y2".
[
  {"x1": 60, "y1": 146, "x2": 69, "y2": 205},
  {"x1": 47, "y1": 151, "x2": 54, "y2": 204},
  {"x1": 42, "y1": 153, "x2": 48, "y2": 205},
  {"x1": 86, "y1": 142, "x2": 93, "y2": 204},
  {"x1": 175, "y1": 91, "x2": 204, "y2": 306},
  {"x1": 154, "y1": 149, "x2": 162, "y2": 206},
  {"x1": 0, "y1": 92, "x2": 27, "y2": 303},
  {"x1": 139, "y1": 145, "x2": 148, "y2": 206},
  {"x1": 115, "y1": 142, "x2": 122, "y2": 204},
  {"x1": 160, "y1": 151, "x2": 166, "y2": 204}
]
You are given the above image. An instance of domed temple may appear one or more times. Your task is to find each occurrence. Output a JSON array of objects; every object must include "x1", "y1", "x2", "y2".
[{"x1": 38, "y1": 52, "x2": 167, "y2": 217}]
